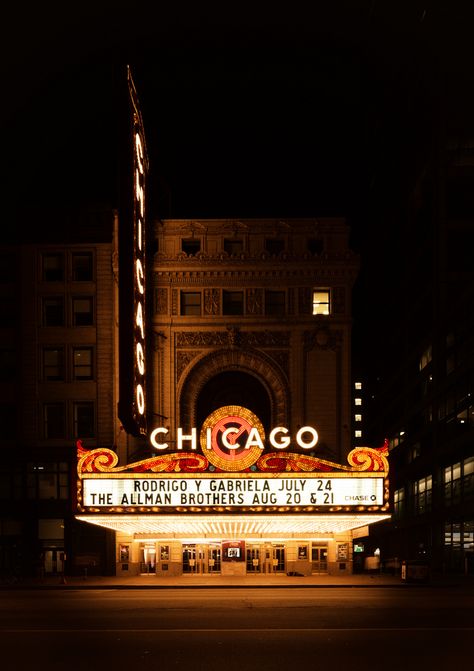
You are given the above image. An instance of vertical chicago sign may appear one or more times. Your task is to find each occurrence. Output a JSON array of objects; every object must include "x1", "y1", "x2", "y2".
[{"x1": 118, "y1": 66, "x2": 149, "y2": 436}]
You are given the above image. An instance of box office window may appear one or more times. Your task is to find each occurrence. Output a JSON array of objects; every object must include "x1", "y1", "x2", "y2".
[
  {"x1": 43, "y1": 297, "x2": 64, "y2": 326},
  {"x1": 43, "y1": 403, "x2": 65, "y2": 439},
  {"x1": 72, "y1": 297, "x2": 94, "y2": 326},
  {"x1": 73, "y1": 402, "x2": 95, "y2": 438},
  {"x1": 223, "y1": 291, "x2": 244, "y2": 315},
  {"x1": 73, "y1": 347, "x2": 94, "y2": 380},
  {"x1": 72, "y1": 253, "x2": 93, "y2": 281},
  {"x1": 43, "y1": 347, "x2": 64, "y2": 381},
  {"x1": 181, "y1": 292, "x2": 201, "y2": 316},
  {"x1": 42, "y1": 253, "x2": 64, "y2": 281}
]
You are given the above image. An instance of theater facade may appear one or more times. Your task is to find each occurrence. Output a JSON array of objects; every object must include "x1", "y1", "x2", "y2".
[{"x1": 76, "y1": 216, "x2": 391, "y2": 577}]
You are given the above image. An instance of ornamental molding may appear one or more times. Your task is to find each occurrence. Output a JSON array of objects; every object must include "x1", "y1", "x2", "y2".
[
  {"x1": 175, "y1": 329, "x2": 291, "y2": 348},
  {"x1": 304, "y1": 327, "x2": 343, "y2": 352}
]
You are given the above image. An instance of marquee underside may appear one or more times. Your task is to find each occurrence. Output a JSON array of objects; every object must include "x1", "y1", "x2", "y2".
[{"x1": 76, "y1": 514, "x2": 391, "y2": 538}]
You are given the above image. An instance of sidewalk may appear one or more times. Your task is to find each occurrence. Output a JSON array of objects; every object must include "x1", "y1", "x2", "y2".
[{"x1": 4, "y1": 571, "x2": 474, "y2": 589}]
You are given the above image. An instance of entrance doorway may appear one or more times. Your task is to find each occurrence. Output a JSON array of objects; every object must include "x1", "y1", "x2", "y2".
[
  {"x1": 272, "y1": 544, "x2": 285, "y2": 573},
  {"x1": 43, "y1": 549, "x2": 64, "y2": 575},
  {"x1": 139, "y1": 542, "x2": 157, "y2": 574},
  {"x1": 311, "y1": 544, "x2": 328, "y2": 574},
  {"x1": 182, "y1": 544, "x2": 222, "y2": 574},
  {"x1": 246, "y1": 545, "x2": 261, "y2": 572}
]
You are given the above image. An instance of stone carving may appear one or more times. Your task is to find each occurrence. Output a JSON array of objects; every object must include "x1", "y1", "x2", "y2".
[
  {"x1": 332, "y1": 286, "x2": 345, "y2": 314},
  {"x1": 171, "y1": 289, "x2": 178, "y2": 316},
  {"x1": 154, "y1": 288, "x2": 168, "y2": 315},
  {"x1": 304, "y1": 328, "x2": 343, "y2": 351},
  {"x1": 298, "y1": 287, "x2": 311, "y2": 314},
  {"x1": 176, "y1": 351, "x2": 201, "y2": 381},
  {"x1": 246, "y1": 288, "x2": 263, "y2": 314},
  {"x1": 204, "y1": 288, "x2": 219, "y2": 315}
]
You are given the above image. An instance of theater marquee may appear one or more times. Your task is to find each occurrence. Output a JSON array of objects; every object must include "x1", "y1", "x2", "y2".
[{"x1": 76, "y1": 405, "x2": 390, "y2": 516}]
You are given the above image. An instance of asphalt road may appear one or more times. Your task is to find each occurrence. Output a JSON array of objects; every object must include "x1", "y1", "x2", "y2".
[{"x1": 1, "y1": 587, "x2": 472, "y2": 670}]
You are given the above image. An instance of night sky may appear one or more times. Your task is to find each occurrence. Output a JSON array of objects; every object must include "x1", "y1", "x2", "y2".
[{"x1": 2, "y1": 2, "x2": 474, "y2": 363}]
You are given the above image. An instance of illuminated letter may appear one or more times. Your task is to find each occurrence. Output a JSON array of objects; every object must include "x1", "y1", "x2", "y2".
[
  {"x1": 244, "y1": 427, "x2": 265, "y2": 450},
  {"x1": 222, "y1": 427, "x2": 240, "y2": 450},
  {"x1": 136, "y1": 259, "x2": 144, "y2": 294},
  {"x1": 136, "y1": 301, "x2": 145, "y2": 339},
  {"x1": 177, "y1": 428, "x2": 197, "y2": 451},
  {"x1": 269, "y1": 427, "x2": 291, "y2": 450},
  {"x1": 136, "y1": 342, "x2": 145, "y2": 375},
  {"x1": 296, "y1": 426, "x2": 319, "y2": 449},
  {"x1": 150, "y1": 427, "x2": 168, "y2": 450},
  {"x1": 135, "y1": 132, "x2": 144, "y2": 175},
  {"x1": 206, "y1": 427, "x2": 212, "y2": 449},
  {"x1": 136, "y1": 384, "x2": 145, "y2": 415}
]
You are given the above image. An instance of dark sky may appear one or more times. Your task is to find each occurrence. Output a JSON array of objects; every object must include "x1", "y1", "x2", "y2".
[
  {"x1": 4, "y1": 3, "x2": 472, "y2": 233},
  {"x1": 2, "y1": 2, "x2": 474, "y2": 363}
]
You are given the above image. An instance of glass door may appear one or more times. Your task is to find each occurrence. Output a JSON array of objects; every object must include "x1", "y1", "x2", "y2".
[
  {"x1": 311, "y1": 544, "x2": 328, "y2": 574},
  {"x1": 139, "y1": 542, "x2": 157, "y2": 574},
  {"x1": 272, "y1": 544, "x2": 285, "y2": 572},
  {"x1": 246, "y1": 545, "x2": 261, "y2": 572},
  {"x1": 208, "y1": 544, "x2": 221, "y2": 573}
]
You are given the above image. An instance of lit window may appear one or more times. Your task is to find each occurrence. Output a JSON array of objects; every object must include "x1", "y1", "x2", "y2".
[
  {"x1": 312, "y1": 290, "x2": 330, "y2": 315},
  {"x1": 419, "y1": 344, "x2": 432, "y2": 371},
  {"x1": 413, "y1": 475, "x2": 432, "y2": 514},
  {"x1": 354, "y1": 382, "x2": 362, "y2": 390},
  {"x1": 180, "y1": 292, "x2": 201, "y2": 316},
  {"x1": 355, "y1": 430, "x2": 362, "y2": 438},
  {"x1": 355, "y1": 414, "x2": 362, "y2": 422},
  {"x1": 354, "y1": 398, "x2": 362, "y2": 406}
]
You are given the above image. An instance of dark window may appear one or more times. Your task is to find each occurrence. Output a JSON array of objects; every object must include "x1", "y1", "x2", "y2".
[
  {"x1": 0, "y1": 348, "x2": 16, "y2": 381},
  {"x1": 223, "y1": 291, "x2": 244, "y2": 315},
  {"x1": 224, "y1": 239, "x2": 243, "y2": 255},
  {"x1": 73, "y1": 347, "x2": 93, "y2": 380},
  {"x1": 181, "y1": 238, "x2": 201, "y2": 256},
  {"x1": 265, "y1": 290, "x2": 286, "y2": 315},
  {"x1": 180, "y1": 292, "x2": 201, "y2": 316},
  {"x1": 72, "y1": 253, "x2": 93, "y2": 281},
  {"x1": 0, "y1": 403, "x2": 17, "y2": 439},
  {"x1": 44, "y1": 403, "x2": 65, "y2": 439},
  {"x1": 42, "y1": 253, "x2": 64, "y2": 281},
  {"x1": 72, "y1": 297, "x2": 94, "y2": 326},
  {"x1": 27, "y1": 462, "x2": 69, "y2": 500},
  {"x1": 264, "y1": 239, "x2": 285, "y2": 255},
  {"x1": 43, "y1": 297, "x2": 64, "y2": 326},
  {"x1": 43, "y1": 348, "x2": 64, "y2": 381},
  {"x1": 308, "y1": 238, "x2": 324, "y2": 255},
  {"x1": 73, "y1": 402, "x2": 95, "y2": 438}
]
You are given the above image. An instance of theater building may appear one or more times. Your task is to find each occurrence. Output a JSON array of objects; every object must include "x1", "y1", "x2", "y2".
[{"x1": 76, "y1": 217, "x2": 391, "y2": 577}]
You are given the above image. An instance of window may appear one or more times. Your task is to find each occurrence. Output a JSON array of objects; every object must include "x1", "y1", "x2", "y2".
[
  {"x1": 73, "y1": 347, "x2": 93, "y2": 380},
  {"x1": 73, "y1": 402, "x2": 95, "y2": 438},
  {"x1": 43, "y1": 297, "x2": 64, "y2": 326},
  {"x1": 312, "y1": 290, "x2": 330, "y2": 315},
  {"x1": 354, "y1": 382, "x2": 362, "y2": 390},
  {"x1": 43, "y1": 347, "x2": 64, "y2": 381},
  {"x1": 308, "y1": 238, "x2": 324, "y2": 255},
  {"x1": 413, "y1": 475, "x2": 432, "y2": 514},
  {"x1": 355, "y1": 429, "x2": 362, "y2": 438},
  {"x1": 42, "y1": 253, "x2": 64, "y2": 281},
  {"x1": 72, "y1": 253, "x2": 93, "y2": 281},
  {"x1": 394, "y1": 487, "x2": 405, "y2": 519},
  {"x1": 181, "y1": 238, "x2": 201, "y2": 256},
  {"x1": 419, "y1": 344, "x2": 432, "y2": 371},
  {"x1": 72, "y1": 297, "x2": 94, "y2": 326},
  {"x1": 0, "y1": 348, "x2": 16, "y2": 381},
  {"x1": 223, "y1": 291, "x2": 244, "y2": 315},
  {"x1": 354, "y1": 414, "x2": 362, "y2": 422},
  {"x1": 180, "y1": 292, "x2": 201, "y2": 316},
  {"x1": 27, "y1": 462, "x2": 69, "y2": 500},
  {"x1": 0, "y1": 403, "x2": 17, "y2": 439},
  {"x1": 354, "y1": 398, "x2": 362, "y2": 406},
  {"x1": 264, "y1": 239, "x2": 285, "y2": 255},
  {"x1": 265, "y1": 291, "x2": 285, "y2": 316},
  {"x1": 43, "y1": 403, "x2": 65, "y2": 439},
  {"x1": 445, "y1": 462, "x2": 462, "y2": 505},
  {"x1": 224, "y1": 239, "x2": 243, "y2": 255}
]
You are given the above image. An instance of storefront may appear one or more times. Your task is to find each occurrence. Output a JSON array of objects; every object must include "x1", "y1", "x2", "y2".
[{"x1": 76, "y1": 405, "x2": 390, "y2": 578}]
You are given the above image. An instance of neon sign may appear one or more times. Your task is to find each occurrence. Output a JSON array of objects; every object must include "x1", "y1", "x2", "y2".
[{"x1": 133, "y1": 118, "x2": 146, "y2": 428}]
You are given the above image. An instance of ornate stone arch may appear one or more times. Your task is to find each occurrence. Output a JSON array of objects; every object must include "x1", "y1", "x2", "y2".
[{"x1": 179, "y1": 348, "x2": 290, "y2": 429}]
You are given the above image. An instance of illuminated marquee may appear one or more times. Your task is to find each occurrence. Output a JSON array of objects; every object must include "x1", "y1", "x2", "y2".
[{"x1": 76, "y1": 405, "x2": 390, "y2": 515}]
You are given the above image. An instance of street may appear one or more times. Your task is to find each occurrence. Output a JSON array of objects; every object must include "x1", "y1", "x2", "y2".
[{"x1": 0, "y1": 586, "x2": 472, "y2": 670}]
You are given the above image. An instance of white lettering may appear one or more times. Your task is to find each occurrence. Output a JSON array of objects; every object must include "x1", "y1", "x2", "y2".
[
  {"x1": 296, "y1": 426, "x2": 319, "y2": 449},
  {"x1": 136, "y1": 259, "x2": 144, "y2": 294},
  {"x1": 136, "y1": 342, "x2": 145, "y2": 375},
  {"x1": 136, "y1": 384, "x2": 145, "y2": 415},
  {"x1": 177, "y1": 427, "x2": 197, "y2": 451},
  {"x1": 136, "y1": 301, "x2": 144, "y2": 339},
  {"x1": 150, "y1": 427, "x2": 168, "y2": 450},
  {"x1": 269, "y1": 427, "x2": 291, "y2": 450}
]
